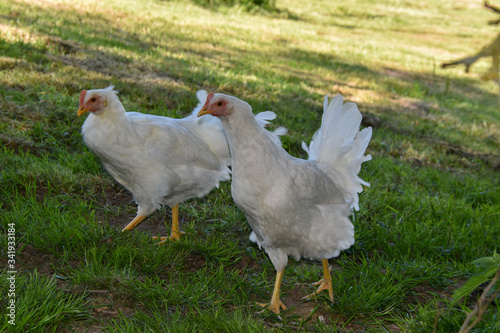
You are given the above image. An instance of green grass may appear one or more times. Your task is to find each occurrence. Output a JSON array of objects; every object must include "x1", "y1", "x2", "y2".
[
  {"x1": 1, "y1": 0, "x2": 499, "y2": 331},
  {"x1": 0, "y1": 271, "x2": 89, "y2": 332}
]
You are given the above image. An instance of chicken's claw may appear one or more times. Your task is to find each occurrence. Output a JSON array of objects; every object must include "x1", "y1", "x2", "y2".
[
  {"x1": 257, "y1": 300, "x2": 287, "y2": 315},
  {"x1": 153, "y1": 230, "x2": 185, "y2": 244},
  {"x1": 168, "y1": 229, "x2": 185, "y2": 242},
  {"x1": 152, "y1": 203, "x2": 185, "y2": 244},
  {"x1": 301, "y1": 277, "x2": 333, "y2": 302},
  {"x1": 302, "y1": 260, "x2": 334, "y2": 303}
]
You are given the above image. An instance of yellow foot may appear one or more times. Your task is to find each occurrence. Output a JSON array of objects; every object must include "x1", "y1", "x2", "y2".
[
  {"x1": 302, "y1": 277, "x2": 333, "y2": 302},
  {"x1": 152, "y1": 236, "x2": 168, "y2": 244},
  {"x1": 257, "y1": 300, "x2": 287, "y2": 315},
  {"x1": 169, "y1": 230, "x2": 185, "y2": 242},
  {"x1": 302, "y1": 266, "x2": 334, "y2": 302},
  {"x1": 152, "y1": 231, "x2": 185, "y2": 244}
]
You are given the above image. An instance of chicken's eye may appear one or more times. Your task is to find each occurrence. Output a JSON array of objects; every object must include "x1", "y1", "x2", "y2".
[
  {"x1": 216, "y1": 101, "x2": 223, "y2": 107},
  {"x1": 90, "y1": 97, "x2": 97, "y2": 103}
]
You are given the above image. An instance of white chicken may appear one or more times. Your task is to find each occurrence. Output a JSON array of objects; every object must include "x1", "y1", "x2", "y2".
[
  {"x1": 77, "y1": 86, "x2": 285, "y2": 242},
  {"x1": 198, "y1": 92, "x2": 372, "y2": 314}
]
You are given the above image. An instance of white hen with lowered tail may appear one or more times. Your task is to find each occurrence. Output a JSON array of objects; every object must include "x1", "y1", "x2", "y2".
[
  {"x1": 198, "y1": 92, "x2": 371, "y2": 314},
  {"x1": 78, "y1": 86, "x2": 285, "y2": 242}
]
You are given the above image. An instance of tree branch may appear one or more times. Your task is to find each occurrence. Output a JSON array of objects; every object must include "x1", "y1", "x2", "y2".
[{"x1": 485, "y1": 0, "x2": 500, "y2": 14}]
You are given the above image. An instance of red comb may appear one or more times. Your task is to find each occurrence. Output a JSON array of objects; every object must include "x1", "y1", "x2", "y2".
[
  {"x1": 79, "y1": 90, "x2": 87, "y2": 106},
  {"x1": 206, "y1": 92, "x2": 215, "y2": 103},
  {"x1": 202, "y1": 92, "x2": 215, "y2": 109}
]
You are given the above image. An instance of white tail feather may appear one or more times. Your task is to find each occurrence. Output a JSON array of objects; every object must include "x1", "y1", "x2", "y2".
[{"x1": 306, "y1": 95, "x2": 372, "y2": 211}]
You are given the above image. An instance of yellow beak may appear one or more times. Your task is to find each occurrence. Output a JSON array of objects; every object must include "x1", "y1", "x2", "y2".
[
  {"x1": 197, "y1": 108, "x2": 211, "y2": 117},
  {"x1": 77, "y1": 106, "x2": 89, "y2": 117}
]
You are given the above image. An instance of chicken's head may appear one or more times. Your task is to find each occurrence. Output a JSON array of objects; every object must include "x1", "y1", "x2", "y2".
[
  {"x1": 197, "y1": 92, "x2": 232, "y2": 118},
  {"x1": 197, "y1": 92, "x2": 252, "y2": 118},
  {"x1": 77, "y1": 86, "x2": 117, "y2": 117}
]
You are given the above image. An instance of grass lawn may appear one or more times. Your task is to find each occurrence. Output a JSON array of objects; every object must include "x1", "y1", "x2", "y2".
[{"x1": 1, "y1": 0, "x2": 499, "y2": 331}]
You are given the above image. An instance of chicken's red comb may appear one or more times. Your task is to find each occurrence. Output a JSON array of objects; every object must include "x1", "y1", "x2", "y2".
[
  {"x1": 206, "y1": 92, "x2": 215, "y2": 104},
  {"x1": 79, "y1": 90, "x2": 87, "y2": 106},
  {"x1": 201, "y1": 92, "x2": 215, "y2": 110}
]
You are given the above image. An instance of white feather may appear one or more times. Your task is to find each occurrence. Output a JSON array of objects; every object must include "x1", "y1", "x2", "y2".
[{"x1": 306, "y1": 95, "x2": 372, "y2": 211}]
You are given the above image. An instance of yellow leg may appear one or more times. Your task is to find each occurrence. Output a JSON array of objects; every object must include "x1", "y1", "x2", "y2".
[
  {"x1": 259, "y1": 268, "x2": 287, "y2": 314},
  {"x1": 155, "y1": 204, "x2": 185, "y2": 244},
  {"x1": 122, "y1": 215, "x2": 147, "y2": 232},
  {"x1": 169, "y1": 204, "x2": 184, "y2": 241},
  {"x1": 302, "y1": 258, "x2": 334, "y2": 302}
]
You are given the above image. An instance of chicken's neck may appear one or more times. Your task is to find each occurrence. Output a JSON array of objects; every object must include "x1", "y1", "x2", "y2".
[
  {"x1": 83, "y1": 99, "x2": 134, "y2": 148},
  {"x1": 221, "y1": 111, "x2": 282, "y2": 175},
  {"x1": 95, "y1": 100, "x2": 131, "y2": 129}
]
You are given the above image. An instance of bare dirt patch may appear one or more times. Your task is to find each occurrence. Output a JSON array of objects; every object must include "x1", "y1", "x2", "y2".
[
  {"x1": 60, "y1": 288, "x2": 140, "y2": 333},
  {"x1": 183, "y1": 252, "x2": 207, "y2": 271},
  {"x1": 93, "y1": 183, "x2": 206, "y2": 244},
  {"x1": 11, "y1": 244, "x2": 56, "y2": 276}
]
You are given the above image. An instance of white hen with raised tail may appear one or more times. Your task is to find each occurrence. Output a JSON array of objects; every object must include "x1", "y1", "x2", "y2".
[{"x1": 198, "y1": 92, "x2": 371, "y2": 314}]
